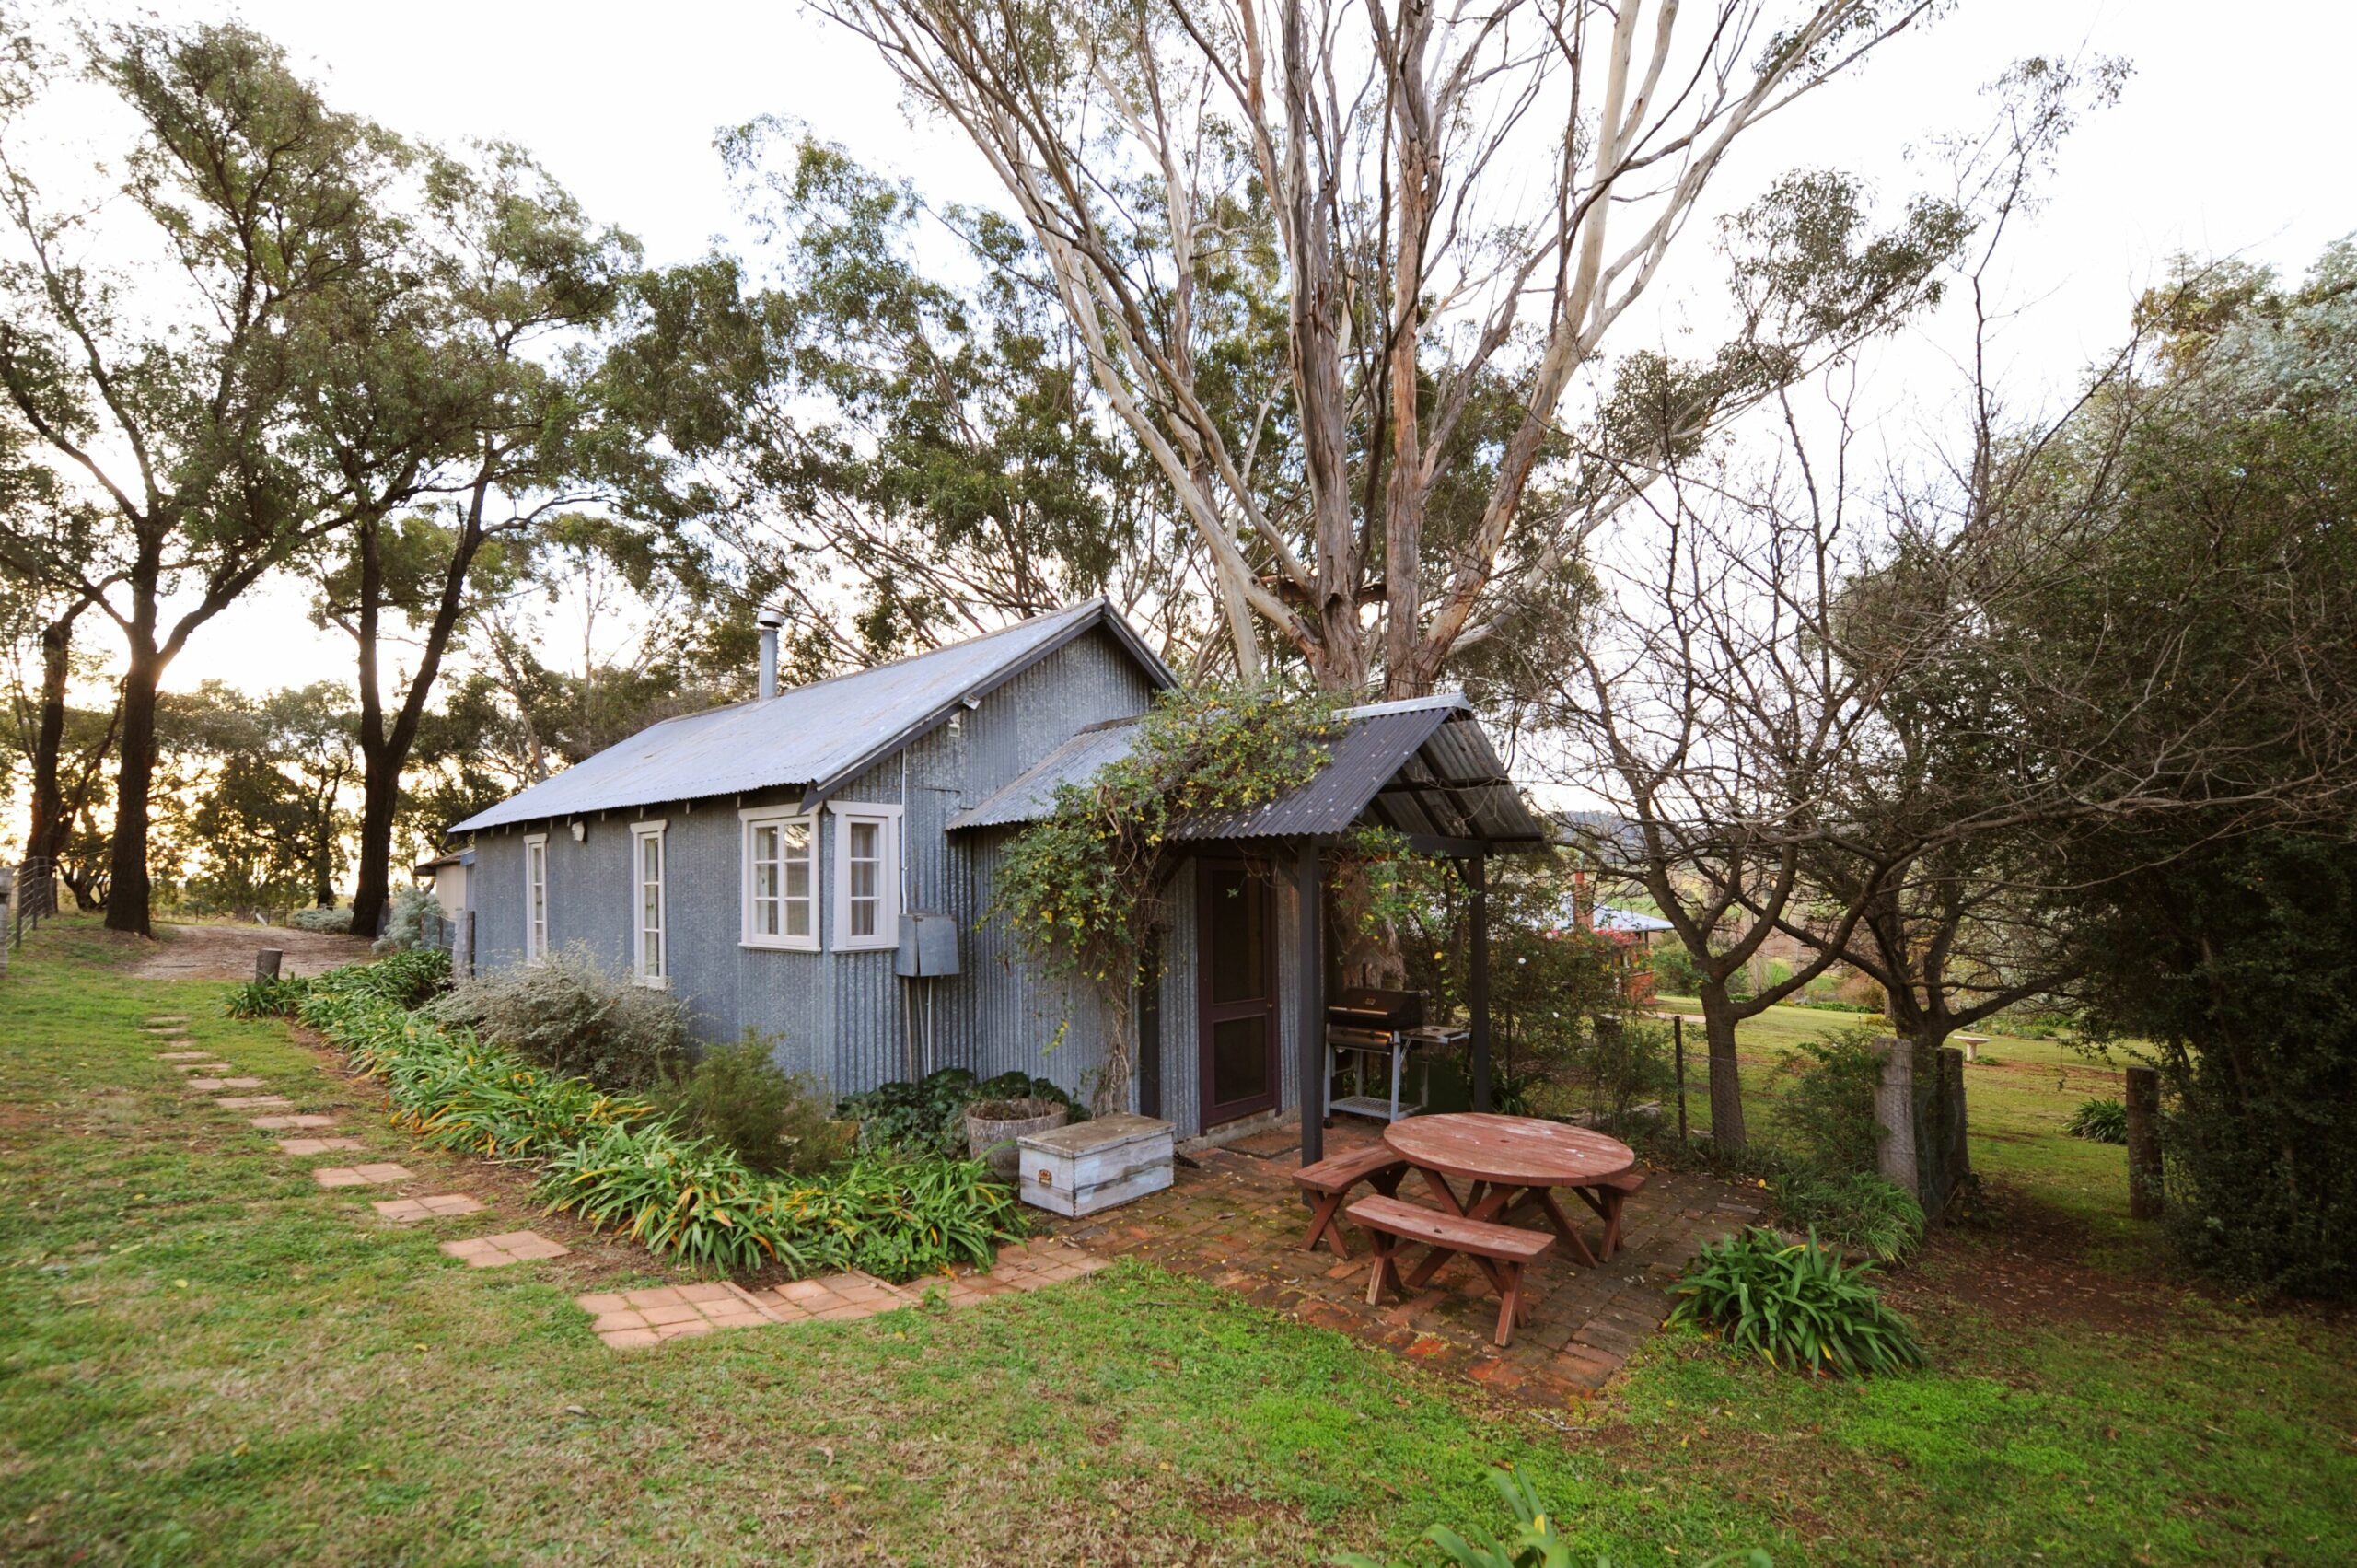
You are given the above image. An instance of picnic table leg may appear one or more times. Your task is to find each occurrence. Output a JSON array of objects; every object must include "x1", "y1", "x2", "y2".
[
  {"x1": 1536, "y1": 1190, "x2": 1600, "y2": 1268},
  {"x1": 1300, "y1": 1190, "x2": 1352, "y2": 1258},
  {"x1": 1404, "y1": 1182, "x2": 1515, "y2": 1291},
  {"x1": 1492, "y1": 1263, "x2": 1526, "y2": 1348}
]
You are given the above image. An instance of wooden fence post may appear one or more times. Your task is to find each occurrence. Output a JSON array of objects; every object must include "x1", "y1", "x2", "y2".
[
  {"x1": 454, "y1": 911, "x2": 475, "y2": 981},
  {"x1": 255, "y1": 947, "x2": 284, "y2": 982},
  {"x1": 1, "y1": 866, "x2": 15, "y2": 978},
  {"x1": 1672, "y1": 1015, "x2": 1688, "y2": 1142},
  {"x1": 2125, "y1": 1064, "x2": 2164, "y2": 1220}
]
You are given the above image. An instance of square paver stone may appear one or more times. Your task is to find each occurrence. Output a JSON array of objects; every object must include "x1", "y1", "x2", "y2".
[
  {"x1": 173, "y1": 1063, "x2": 236, "y2": 1074},
  {"x1": 373, "y1": 1194, "x2": 485, "y2": 1222},
  {"x1": 144, "y1": 1016, "x2": 191, "y2": 1026},
  {"x1": 313, "y1": 1164, "x2": 414, "y2": 1189},
  {"x1": 187, "y1": 1077, "x2": 266, "y2": 1091},
  {"x1": 441, "y1": 1230, "x2": 568, "y2": 1268},
  {"x1": 215, "y1": 1096, "x2": 292, "y2": 1109},
  {"x1": 157, "y1": 1051, "x2": 213, "y2": 1061},
  {"x1": 251, "y1": 1114, "x2": 335, "y2": 1131},
  {"x1": 277, "y1": 1137, "x2": 366, "y2": 1156}
]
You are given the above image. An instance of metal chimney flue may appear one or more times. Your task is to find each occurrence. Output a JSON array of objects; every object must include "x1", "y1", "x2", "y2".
[{"x1": 755, "y1": 606, "x2": 784, "y2": 701}]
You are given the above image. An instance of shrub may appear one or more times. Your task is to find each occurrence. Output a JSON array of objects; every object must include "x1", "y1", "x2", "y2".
[
  {"x1": 295, "y1": 954, "x2": 1028, "y2": 1282},
  {"x1": 373, "y1": 885, "x2": 442, "y2": 953},
  {"x1": 840, "y1": 1066, "x2": 1083, "y2": 1159},
  {"x1": 1573, "y1": 1016, "x2": 1675, "y2": 1125},
  {"x1": 1333, "y1": 1467, "x2": 1771, "y2": 1568},
  {"x1": 1771, "y1": 1169, "x2": 1925, "y2": 1264},
  {"x1": 774, "y1": 1155, "x2": 1030, "y2": 1278},
  {"x1": 540, "y1": 1121, "x2": 807, "y2": 1274},
  {"x1": 1649, "y1": 941, "x2": 1707, "y2": 996},
  {"x1": 222, "y1": 975, "x2": 311, "y2": 1019},
  {"x1": 2066, "y1": 1097, "x2": 2129, "y2": 1144},
  {"x1": 1771, "y1": 1027, "x2": 1887, "y2": 1175},
  {"x1": 429, "y1": 947, "x2": 687, "y2": 1090},
  {"x1": 1668, "y1": 1227, "x2": 1925, "y2": 1377},
  {"x1": 285, "y1": 904, "x2": 357, "y2": 933},
  {"x1": 656, "y1": 1033, "x2": 853, "y2": 1176}
]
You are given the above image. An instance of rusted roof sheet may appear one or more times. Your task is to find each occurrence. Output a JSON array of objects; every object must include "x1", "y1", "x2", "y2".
[
  {"x1": 449, "y1": 599, "x2": 1175, "y2": 834},
  {"x1": 949, "y1": 693, "x2": 1550, "y2": 850}
]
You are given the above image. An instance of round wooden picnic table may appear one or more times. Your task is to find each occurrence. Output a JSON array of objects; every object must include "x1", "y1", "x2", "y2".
[{"x1": 1383, "y1": 1113, "x2": 1636, "y2": 1282}]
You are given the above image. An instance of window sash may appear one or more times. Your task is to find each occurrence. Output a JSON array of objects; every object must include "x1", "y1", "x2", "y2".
[
  {"x1": 830, "y1": 807, "x2": 900, "y2": 951},
  {"x1": 633, "y1": 828, "x2": 666, "y2": 981},
  {"x1": 742, "y1": 812, "x2": 816, "y2": 948},
  {"x1": 524, "y1": 836, "x2": 548, "y2": 961}
]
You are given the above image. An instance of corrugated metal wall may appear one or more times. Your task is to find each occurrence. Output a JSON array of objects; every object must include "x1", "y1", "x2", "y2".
[{"x1": 458, "y1": 623, "x2": 1158, "y2": 1108}]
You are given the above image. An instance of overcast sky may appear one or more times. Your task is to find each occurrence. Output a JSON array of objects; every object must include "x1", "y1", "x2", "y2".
[{"x1": 102, "y1": 0, "x2": 2356, "y2": 694}]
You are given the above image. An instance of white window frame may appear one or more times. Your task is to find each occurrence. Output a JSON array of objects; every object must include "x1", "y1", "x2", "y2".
[
  {"x1": 523, "y1": 832, "x2": 549, "y2": 963},
  {"x1": 631, "y1": 819, "x2": 669, "y2": 988},
  {"x1": 830, "y1": 803, "x2": 902, "y2": 952},
  {"x1": 739, "y1": 806, "x2": 819, "y2": 951}
]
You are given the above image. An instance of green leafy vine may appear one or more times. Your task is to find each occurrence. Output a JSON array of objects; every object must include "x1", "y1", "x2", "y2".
[{"x1": 991, "y1": 681, "x2": 1346, "y2": 1113}]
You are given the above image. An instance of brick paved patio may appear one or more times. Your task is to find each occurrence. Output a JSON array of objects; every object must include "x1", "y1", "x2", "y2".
[{"x1": 1038, "y1": 1121, "x2": 1762, "y2": 1407}]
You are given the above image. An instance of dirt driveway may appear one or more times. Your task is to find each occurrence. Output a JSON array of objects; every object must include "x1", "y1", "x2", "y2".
[{"x1": 132, "y1": 922, "x2": 375, "y2": 982}]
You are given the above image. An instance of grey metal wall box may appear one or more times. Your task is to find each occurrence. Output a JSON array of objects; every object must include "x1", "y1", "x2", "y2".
[{"x1": 895, "y1": 912, "x2": 960, "y2": 977}]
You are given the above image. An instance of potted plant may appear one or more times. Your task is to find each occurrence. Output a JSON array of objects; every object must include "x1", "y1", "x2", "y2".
[{"x1": 965, "y1": 1096, "x2": 1068, "y2": 1179}]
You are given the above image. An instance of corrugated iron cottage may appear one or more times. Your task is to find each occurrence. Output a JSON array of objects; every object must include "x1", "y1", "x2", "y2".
[{"x1": 448, "y1": 600, "x2": 1548, "y2": 1150}]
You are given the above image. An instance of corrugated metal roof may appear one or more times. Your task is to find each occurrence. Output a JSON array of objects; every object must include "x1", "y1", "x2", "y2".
[
  {"x1": 449, "y1": 599, "x2": 1175, "y2": 834},
  {"x1": 949, "y1": 692, "x2": 1551, "y2": 850},
  {"x1": 946, "y1": 720, "x2": 1144, "y2": 830}
]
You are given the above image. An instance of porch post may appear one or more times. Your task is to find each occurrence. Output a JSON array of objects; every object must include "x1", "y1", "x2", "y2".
[
  {"x1": 1469, "y1": 852, "x2": 1492, "y2": 1113},
  {"x1": 1297, "y1": 842, "x2": 1326, "y2": 1167}
]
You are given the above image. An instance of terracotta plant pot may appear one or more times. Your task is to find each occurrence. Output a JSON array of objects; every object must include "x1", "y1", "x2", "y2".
[{"x1": 965, "y1": 1097, "x2": 1068, "y2": 1179}]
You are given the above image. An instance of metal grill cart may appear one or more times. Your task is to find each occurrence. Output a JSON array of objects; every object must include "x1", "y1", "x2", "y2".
[{"x1": 1325, "y1": 988, "x2": 1469, "y2": 1123}]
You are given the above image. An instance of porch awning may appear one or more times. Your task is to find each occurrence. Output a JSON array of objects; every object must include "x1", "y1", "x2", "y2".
[{"x1": 949, "y1": 693, "x2": 1550, "y2": 854}]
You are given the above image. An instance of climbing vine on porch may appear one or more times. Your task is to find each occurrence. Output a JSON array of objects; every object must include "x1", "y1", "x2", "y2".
[{"x1": 992, "y1": 681, "x2": 1344, "y2": 1114}]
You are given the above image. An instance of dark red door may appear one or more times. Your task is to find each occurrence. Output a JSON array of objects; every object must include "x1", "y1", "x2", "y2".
[{"x1": 1199, "y1": 858, "x2": 1278, "y2": 1126}]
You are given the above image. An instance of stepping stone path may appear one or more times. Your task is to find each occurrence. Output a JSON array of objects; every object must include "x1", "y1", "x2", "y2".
[
  {"x1": 145, "y1": 1016, "x2": 191, "y2": 1027},
  {"x1": 577, "y1": 1283, "x2": 778, "y2": 1346},
  {"x1": 277, "y1": 1137, "x2": 366, "y2": 1156},
  {"x1": 215, "y1": 1096, "x2": 292, "y2": 1109},
  {"x1": 373, "y1": 1194, "x2": 486, "y2": 1222},
  {"x1": 575, "y1": 1241, "x2": 1111, "y2": 1351},
  {"x1": 157, "y1": 1051, "x2": 214, "y2": 1062},
  {"x1": 173, "y1": 1063, "x2": 235, "y2": 1074},
  {"x1": 441, "y1": 1231, "x2": 569, "y2": 1269},
  {"x1": 312, "y1": 1163, "x2": 414, "y2": 1189},
  {"x1": 251, "y1": 1114, "x2": 336, "y2": 1131},
  {"x1": 186, "y1": 1077, "x2": 267, "y2": 1091}
]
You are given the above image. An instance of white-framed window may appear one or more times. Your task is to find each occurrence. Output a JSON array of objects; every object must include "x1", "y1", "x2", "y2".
[
  {"x1": 830, "y1": 804, "x2": 902, "y2": 951},
  {"x1": 523, "y1": 832, "x2": 549, "y2": 963},
  {"x1": 739, "y1": 807, "x2": 818, "y2": 950},
  {"x1": 631, "y1": 819, "x2": 668, "y2": 986}
]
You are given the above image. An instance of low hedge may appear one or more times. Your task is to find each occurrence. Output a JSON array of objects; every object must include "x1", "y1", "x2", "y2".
[{"x1": 295, "y1": 958, "x2": 1027, "y2": 1279}]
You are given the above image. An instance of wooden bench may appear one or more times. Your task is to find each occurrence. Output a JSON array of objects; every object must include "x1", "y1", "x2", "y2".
[
  {"x1": 1571, "y1": 1169, "x2": 1647, "y2": 1260},
  {"x1": 1291, "y1": 1144, "x2": 1409, "y2": 1258},
  {"x1": 1347, "y1": 1194, "x2": 1555, "y2": 1347}
]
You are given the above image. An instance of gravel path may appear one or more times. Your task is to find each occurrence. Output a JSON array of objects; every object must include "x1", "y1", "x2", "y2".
[{"x1": 132, "y1": 922, "x2": 374, "y2": 981}]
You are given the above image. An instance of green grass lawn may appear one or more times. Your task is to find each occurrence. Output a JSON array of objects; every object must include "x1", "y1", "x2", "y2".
[{"x1": 4, "y1": 919, "x2": 2351, "y2": 1564}]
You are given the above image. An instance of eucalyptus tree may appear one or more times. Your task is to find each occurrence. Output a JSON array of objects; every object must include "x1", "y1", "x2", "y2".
[
  {"x1": 816, "y1": 0, "x2": 1968, "y2": 696},
  {"x1": 606, "y1": 131, "x2": 1213, "y2": 676},
  {"x1": 298, "y1": 143, "x2": 637, "y2": 938},
  {"x1": 0, "y1": 19, "x2": 404, "y2": 933}
]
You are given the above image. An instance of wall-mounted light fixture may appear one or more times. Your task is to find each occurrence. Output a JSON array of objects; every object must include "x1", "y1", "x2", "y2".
[{"x1": 569, "y1": 820, "x2": 586, "y2": 842}]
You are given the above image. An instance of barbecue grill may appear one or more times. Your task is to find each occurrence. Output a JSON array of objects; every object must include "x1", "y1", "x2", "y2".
[{"x1": 1325, "y1": 987, "x2": 1452, "y2": 1123}]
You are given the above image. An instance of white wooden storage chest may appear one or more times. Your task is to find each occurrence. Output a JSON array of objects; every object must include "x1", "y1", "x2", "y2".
[{"x1": 1017, "y1": 1114, "x2": 1175, "y2": 1217}]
